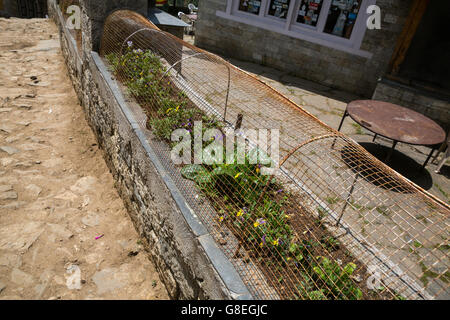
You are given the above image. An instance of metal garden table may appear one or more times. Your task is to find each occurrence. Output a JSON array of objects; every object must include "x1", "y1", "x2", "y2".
[{"x1": 337, "y1": 100, "x2": 446, "y2": 169}]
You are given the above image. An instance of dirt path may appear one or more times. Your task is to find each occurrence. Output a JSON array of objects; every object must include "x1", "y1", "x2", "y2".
[{"x1": 0, "y1": 18, "x2": 168, "y2": 300}]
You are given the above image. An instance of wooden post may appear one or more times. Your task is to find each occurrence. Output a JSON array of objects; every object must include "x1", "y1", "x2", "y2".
[{"x1": 388, "y1": 0, "x2": 430, "y2": 75}]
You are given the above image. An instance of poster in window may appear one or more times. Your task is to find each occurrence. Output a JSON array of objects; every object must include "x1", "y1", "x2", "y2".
[
  {"x1": 324, "y1": 0, "x2": 361, "y2": 39},
  {"x1": 239, "y1": 0, "x2": 262, "y2": 15},
  {"x1": 268, "y1": 0, "x2": 291, "y2": 19},
  {"x1": 296, "y1": 0, "x2": 323, "y2": 27}
]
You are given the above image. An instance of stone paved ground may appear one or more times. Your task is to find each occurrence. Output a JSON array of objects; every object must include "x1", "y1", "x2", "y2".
[
  {"x1": 0, "y1": 18, "x2": 168, "y2": 300},
  {"x1": 223, "y1": 57, "x2": 449, "y2": 204}
]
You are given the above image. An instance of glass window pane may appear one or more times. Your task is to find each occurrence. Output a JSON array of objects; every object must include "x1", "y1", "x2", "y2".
[
  {"x1": 267, "y1": 0, "x2": 291, "y2": 19},
  {"x1": 323, "y1": 0, "x2": 362, "y2": 39},
  {"x1": 238, "y1": 0, "x2": 262, "y2": 15},
  {"x1": 296, "y1": 0, "x2": 324, "y2": 27}
]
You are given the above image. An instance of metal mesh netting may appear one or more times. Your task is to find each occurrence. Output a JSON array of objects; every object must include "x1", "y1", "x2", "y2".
[{"x1": 98, "y1": 10, "x2": 449, "y2": 300}]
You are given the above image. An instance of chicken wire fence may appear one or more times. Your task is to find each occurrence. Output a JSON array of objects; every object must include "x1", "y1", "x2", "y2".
[{"x1": 98, "y1": 10, "x2": 449, "y2": 300}]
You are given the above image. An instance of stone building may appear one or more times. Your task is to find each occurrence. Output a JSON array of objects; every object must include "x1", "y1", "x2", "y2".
[{"x1": 195, "y1": 0, "x2": 449, "y2": 128}]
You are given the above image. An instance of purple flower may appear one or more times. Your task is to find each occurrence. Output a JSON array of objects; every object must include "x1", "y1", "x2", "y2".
[
  {"x1": 127, "y1": 41, "x2": 133, "y2": 47},
  {"x1": 277, "y1": 189, "x2": 283, "y2": 193},
  {"x1": 262, "y1": 235, "x2": 266, "y2": 245}
]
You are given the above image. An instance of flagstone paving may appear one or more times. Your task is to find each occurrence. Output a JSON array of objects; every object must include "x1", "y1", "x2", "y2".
[{"x1": 0, "y1": 18, "x2": 168, "y2": 300}]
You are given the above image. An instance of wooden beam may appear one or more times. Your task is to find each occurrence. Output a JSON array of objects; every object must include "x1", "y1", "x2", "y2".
[{"x1": 388, "y1": 0, "x2": 430, "y2": 75}]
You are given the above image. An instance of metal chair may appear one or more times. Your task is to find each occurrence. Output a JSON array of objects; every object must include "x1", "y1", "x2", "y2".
[
  {"x1": 435, "y1": 133, "x2": 450, "y2": 174},
  {"x1": 178, "y1": 12, "x2": 194, "y2": 35},
  {"x1": 188, "y1": 3, "x2": 198, "y2": 14}
]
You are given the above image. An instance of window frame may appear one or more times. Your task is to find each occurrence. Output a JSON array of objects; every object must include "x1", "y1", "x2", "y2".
[{"x1": 220, "y1": 0, "x2": 376, "y2": 58}]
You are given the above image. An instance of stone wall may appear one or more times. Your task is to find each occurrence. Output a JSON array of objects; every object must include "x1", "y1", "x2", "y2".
[
  {"x1": 47, "y1": 0, "x2": 253, "y2": 300},
  {"x1": 195, "y1": 0, "x2": 411, "y2": 97},
  {"x1": 373, "y1": 78, "x2": 450, "y2": 131}
]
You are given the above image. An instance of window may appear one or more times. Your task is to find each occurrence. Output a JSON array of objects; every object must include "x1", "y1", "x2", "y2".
[
  {"x1": 267, "y1": 0, "x2": 291, "y2": 19},
  {"x1": 219, "y1": 0, "x2": 375, "y2": 57},
  {"x1": 296, "y1": 0, "x2": 324, "y2": 27},
  {"x1": 238, "y1": 0, "x2": 262, "y2": 15},
  {"x1": 323, "y1": 0, "x2": 362, "y2": 39}
]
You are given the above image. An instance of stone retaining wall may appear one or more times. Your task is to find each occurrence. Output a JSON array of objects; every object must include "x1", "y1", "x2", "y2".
[{"x1": 47, "y1": 0, "x2": 253, "y2": 300}]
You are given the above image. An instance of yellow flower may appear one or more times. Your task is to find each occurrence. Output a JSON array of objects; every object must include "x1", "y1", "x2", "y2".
[
  {"x1": 166, "y1": 108, "x2": 173, "y2": 114},
  {"x1": 219, "y1": 216, "x2": 224, "y2": 222},
  {"x1": 272, "y1": 239, "x2": 279, "y2": 246},
  {"x1": 287, "y1": 257, "x2": 291, "y2": 261},
  {"x1": 253, "y1": 221, "x2": 260, "y2": 228},
  {"x1": 175, "y1": 105, "x2": 180, "y2": 112},
  {"x1": 256, "y1": 167, "x2": 260, "y2": 174},
  {"x1": 284, "y1": 214, "x2": 290, "y2": 219},
  {"x1": 234, "y1": 173, "x2": 242, "y2": 179},
  {"x1": 259, "y1": 242, "x2": 264, "y2": 248},
  {"x1": 236, "y1": 209, "x2": 243, "y2": 217}
]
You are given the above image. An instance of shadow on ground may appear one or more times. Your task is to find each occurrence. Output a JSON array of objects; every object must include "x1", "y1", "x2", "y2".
[{"x1": 359, "y1": 142, "x2": 433, "y2": 190}]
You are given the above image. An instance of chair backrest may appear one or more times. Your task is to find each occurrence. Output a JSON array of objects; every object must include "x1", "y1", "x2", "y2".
[
  {"x1": 188, "y1": 3, "x2": 198, "y2": 13},
  {"x1": 178, "y1": 12, "x2": 192, "y2": 25}
]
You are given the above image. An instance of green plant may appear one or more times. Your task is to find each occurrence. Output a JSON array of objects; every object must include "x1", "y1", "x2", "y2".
[
  {"x1": 106, "y1": 44, "x2": 366, "y2": 301},
  {"x1": 312, "y1": 257, "x2": 362, "y2": 300}
]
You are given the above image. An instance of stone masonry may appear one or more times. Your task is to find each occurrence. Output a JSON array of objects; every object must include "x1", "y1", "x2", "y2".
[
  {"x1": 195, "y1": 0, "x2": 412, "y2": 97},
  {"x1": 47, "y1": 0, "x2": 252, "y2": 300}
]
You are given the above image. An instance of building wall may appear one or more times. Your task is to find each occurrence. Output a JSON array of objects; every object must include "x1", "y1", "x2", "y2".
[
  {"x1": 373, "y1": 79, "x2": 450, "y2": 131},
  {"x1": 2, "y1": 0, "x2": 19, "y2": 16},
  {"x1": 195, "y1": 0, "x2": 412, "y2": 97}
]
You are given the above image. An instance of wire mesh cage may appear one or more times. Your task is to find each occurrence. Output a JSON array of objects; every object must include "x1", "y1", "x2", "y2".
[{"x1": 98, "y1": 10, "x2": 449, "y2": 300}]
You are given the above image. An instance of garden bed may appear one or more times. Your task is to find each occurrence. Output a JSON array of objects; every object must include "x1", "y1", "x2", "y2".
[{"x1": 103, "y1": 44, "x2": 396, "y2": 300}]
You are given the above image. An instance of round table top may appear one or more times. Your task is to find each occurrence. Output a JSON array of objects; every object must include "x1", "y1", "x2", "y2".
[{"x1": 347, "y1": 100, "x2": 446, "y2": 146}]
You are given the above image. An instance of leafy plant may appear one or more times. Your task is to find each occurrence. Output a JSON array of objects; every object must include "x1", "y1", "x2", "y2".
[{"x1": 312, "y1": 257, "x2": 363, "y2": 300}]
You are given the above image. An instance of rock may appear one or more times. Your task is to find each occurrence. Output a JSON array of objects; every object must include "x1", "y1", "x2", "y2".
[
  {"x1": 0, "y1": 146, "x2": 20, "y2": 155},
  {"x1": 0, "y1": 158, "x2": 15, "y2": 167},
  {"x1": 0, "y1": 253, "x2": 23, "y2": 268},
  {"x1": 0, "y1": 281, "x2": 5, "y2": 293},
  {"x1": 0, "y1": 124, "x2": 13, "y2": 134},
  {"x1": 54, "y1": 190, "x2": 78, "y2": 202},
  {"x1": 92, "y1": 268, "x2": 125, "y2": 294},
  {"x1": 0, "y1": 191, "x2": 18, "y2": 200},
  {"x1": 81, "y1": 212, "x2": 100, "y2": 227},
  {"x1": 70, "y1": 176, "x2": 97, "y2": 194},
  {"x1": 47, "y1": 223, "x2": 73, "y2": 240},
  {"x1": 0, "y1": 185, "x2": 13, "y2": 192},
  {"x1": 352, "y1": 274, "x2": 363, "y2": 283},
  {"x1": 0, "y1": 108, "x2": 13, "y2": 113},
  {"x1": 11, "y1": 268, "x2": 34, "y2": 287},
  {"x1": 0, "y1": 221, "x2": 44, "y2": 252},
  {"x1": 65, "y1": 264, "x2": 81, "y2": 290},
  {"x1": 25, "y1": 184, "x2": 42, "y2": 199},
  {"x1": 15, "y1": 104, "x2": 32, "y2": 110},
  {"x1": 0, "y1": 201, "x2": 26, "y2": 210}
]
